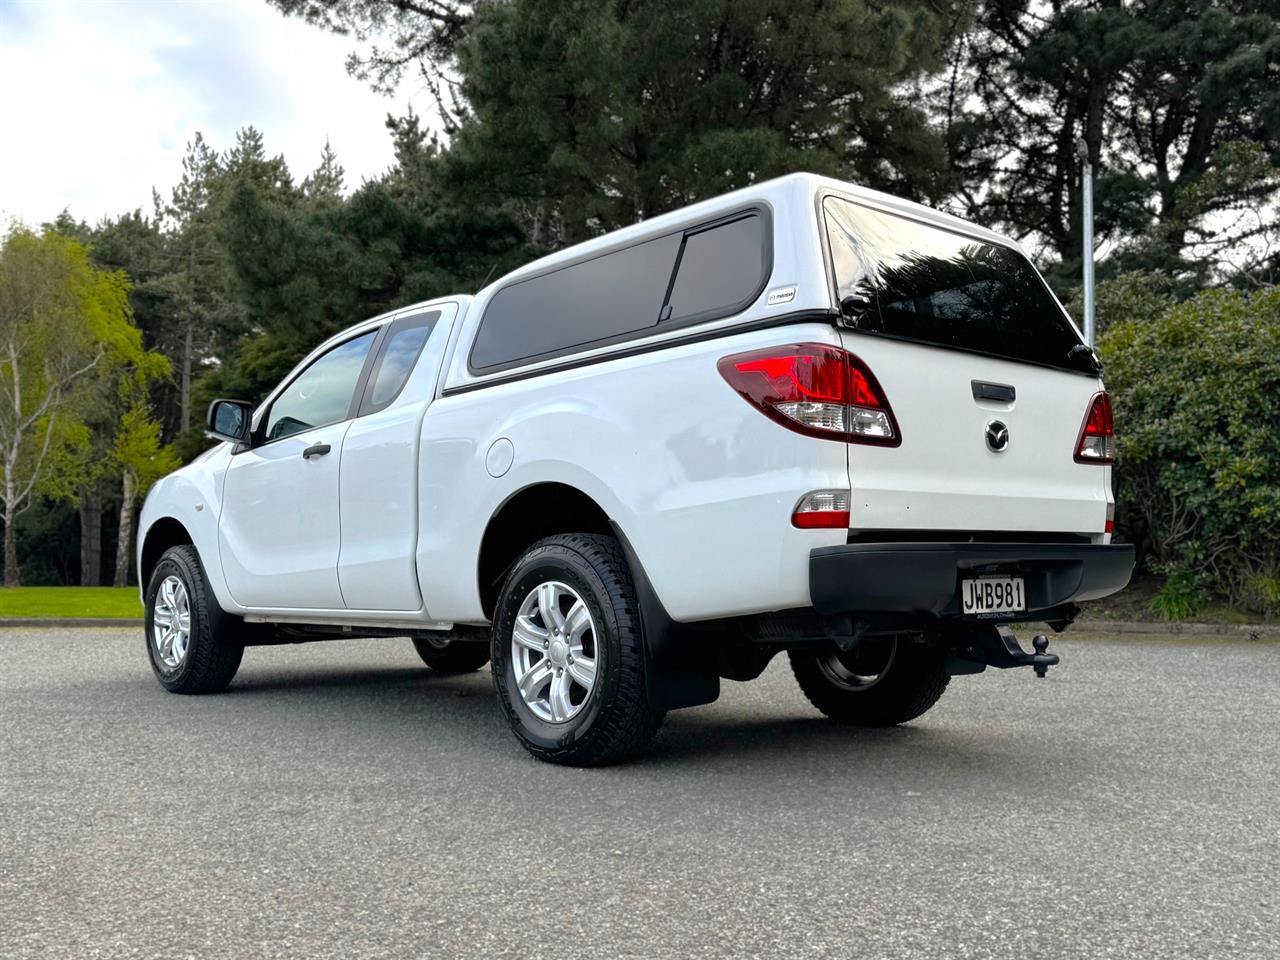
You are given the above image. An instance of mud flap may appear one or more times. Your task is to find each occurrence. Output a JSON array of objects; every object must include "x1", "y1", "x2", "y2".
[{"x1": 611, "y1": 523, "x2": 720, "y2": 711}]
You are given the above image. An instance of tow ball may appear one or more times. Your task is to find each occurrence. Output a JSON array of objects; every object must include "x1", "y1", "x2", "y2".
[
  {"x1": 945, "y1": 625, "x2": 1061, "y2": 678},
  {"x1": 1028, "y1": 634, "x2": 1056, "y2": 678}
]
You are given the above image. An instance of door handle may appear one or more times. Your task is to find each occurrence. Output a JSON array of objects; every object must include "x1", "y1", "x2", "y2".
[{"x1": 302, "y1": 443, "x2": 331, "y2": 460}]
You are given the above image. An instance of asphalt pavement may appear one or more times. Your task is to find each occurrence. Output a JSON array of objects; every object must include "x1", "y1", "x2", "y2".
[{"x1": 2, "y1": 627, "x2": 1276, "y2": 959}]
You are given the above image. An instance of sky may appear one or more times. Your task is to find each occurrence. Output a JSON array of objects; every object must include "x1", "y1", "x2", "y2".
[{"x1": 0, "y1": 0, "x2": 429, "y2": 228}]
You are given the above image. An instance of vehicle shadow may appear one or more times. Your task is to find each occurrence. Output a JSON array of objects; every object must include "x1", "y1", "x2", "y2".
[
  {"x1": 201, "y1": 659, "x2": 1016, "y2": 775},
  {"x1": 226, "y1": 665, "x2": 475, "y2": 697},
  {"x1": 638, "y1": 708, "x2": 1014, "y2": 774},
  {"x1": 219, "y1": 664, "x2": 504, "y2": 730}
]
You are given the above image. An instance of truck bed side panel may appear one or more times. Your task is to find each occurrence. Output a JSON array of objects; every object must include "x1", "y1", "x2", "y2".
[{"x1": 417, "y1": 322, "x2": 850, "y2": 623}]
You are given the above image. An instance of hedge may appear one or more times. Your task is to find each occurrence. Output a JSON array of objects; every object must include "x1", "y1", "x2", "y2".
[{"x1": 1100, "y1": 286, "x2": 1280, "y2": 618}]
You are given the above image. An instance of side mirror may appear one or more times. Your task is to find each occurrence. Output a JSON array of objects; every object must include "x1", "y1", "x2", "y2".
[{"x1": 206, "y1": 399, "x2": 254, "y2": 445}]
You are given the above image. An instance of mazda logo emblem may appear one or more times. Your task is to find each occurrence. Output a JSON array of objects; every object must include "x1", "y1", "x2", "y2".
[{"x1": 985, "y1": 420, "x2": 1009, "y2": 452}]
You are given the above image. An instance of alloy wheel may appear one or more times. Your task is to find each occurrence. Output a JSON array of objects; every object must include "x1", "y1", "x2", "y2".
[
  {"x1": 152, "y1": 575, "x2": 192, "y2": 669},
  {"x1": 510, "y1": 580, "x2": 599, "y2": 723}
]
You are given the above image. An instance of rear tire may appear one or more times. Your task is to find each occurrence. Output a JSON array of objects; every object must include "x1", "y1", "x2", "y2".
[
  {"x1": 789, "y1": 635, "x2": 948, "y2": 726},
  {"x1": 411, "y1": 631, "x2": 491, "y2": 674},
  {"x1": 144, "y1": 544, "x2": 244, "y2": 695},
  {"x1": 491, "y1": 533, "x2": 664, "y2": 766}
]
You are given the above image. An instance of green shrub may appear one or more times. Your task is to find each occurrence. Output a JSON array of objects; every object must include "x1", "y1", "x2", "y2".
[
  {"x1": 1065, "y1": 270, "x2": 1176, "y2": 339},
  {"x1": 1149, "y1": 568, "x2": 1208, "y2": 621},
  {"x1": 1100, "y1": 286, "x2": 1280, "y2": 619}
]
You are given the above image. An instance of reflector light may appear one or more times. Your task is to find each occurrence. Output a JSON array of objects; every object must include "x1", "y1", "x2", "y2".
[
  {"x1": 792, "y1": 490, "x2": 851, "y2": 529},
  {"x1": 717, "y1": 343, "x2": 900, "y2": 446},
  {"x1": 1075, "y1": 392, "x2": 1116, "y2": 464}
]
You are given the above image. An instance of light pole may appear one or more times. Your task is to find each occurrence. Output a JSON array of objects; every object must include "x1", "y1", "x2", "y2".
[{"x1": 1077, "y1": 138, "x2": 1095, "y2": 347}]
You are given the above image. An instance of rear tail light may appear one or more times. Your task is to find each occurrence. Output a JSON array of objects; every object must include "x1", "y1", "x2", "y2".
[
  {"x1": 1075, "y1": 391, "x2": 1116, "y2": 464},
  {"x1": 717, "y1": 343, "x2": 900, "y2": 445},
  {"x1": 792, "y1": 490, "x2": 851, "y2": 529}
]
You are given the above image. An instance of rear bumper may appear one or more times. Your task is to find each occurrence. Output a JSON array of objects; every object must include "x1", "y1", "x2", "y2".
[{"x1": 809, "y1": 542, "x2": 1135, "y2": 619}]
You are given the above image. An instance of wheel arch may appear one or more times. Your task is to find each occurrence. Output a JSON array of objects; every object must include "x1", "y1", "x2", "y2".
[
  {"x1": 476, "y1": 482, "x2": 614, "y2": 619},
  {"x1": 476, "y1": 482, "x2": 720, "y2": 712},
  {"x1": 139, "y1": 517, "x2": 195, "y2": 591}
]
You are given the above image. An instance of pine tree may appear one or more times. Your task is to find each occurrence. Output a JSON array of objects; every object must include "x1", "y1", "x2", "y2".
[
  {"x1": 269, "y1": 0, "x2": 470, "y2": 102},
  {"x1": 445, "y1": 0, "x2": 975, "y2": 245},
  {"x1": 948, "y1": 0, "x2": 1280, "y2": 284},
  {"x1": 303, "y1": 139, "x2": 346, "y2": 201},
  {"x1": 153, "y1": 133, "x2": 241, "y2": 435},
  {"x1": 223, "y1": 126, "x2": 298, "y2": 202}
]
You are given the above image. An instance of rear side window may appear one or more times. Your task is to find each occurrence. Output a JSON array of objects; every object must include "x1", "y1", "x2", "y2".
[
  {"x1": 666, "y1": 215, "x2": 767, "y2": 322},
  {"x1": 469, "y1": 210, "x2": 769, "y2": 373},
  {"x1": 470, "y1": 233, "x2": 681, "y2": 371},
  {"x1": 823, "y1": 197, "x2": 1090, "y2": 373},
  {"x1": 360, "y1": 310, "x2": 439, "y2": 415}
]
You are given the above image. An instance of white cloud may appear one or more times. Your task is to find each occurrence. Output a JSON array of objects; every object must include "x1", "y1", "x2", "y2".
[{"x1": 0, "y1": 0, "x2": 430, "y2": 227}]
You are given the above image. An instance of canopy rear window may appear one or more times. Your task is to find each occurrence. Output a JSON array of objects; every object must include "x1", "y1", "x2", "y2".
[{"x1": 823, "y1": 197, "x2": 1090, "y2": 373}]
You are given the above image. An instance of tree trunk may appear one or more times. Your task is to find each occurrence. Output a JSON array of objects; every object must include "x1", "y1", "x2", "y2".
[
  {"x1": 114, "y1": 470, "x2": 136, "y2": 588},
  {"x1": 80, "y1": 489, "x2": 103, "y2": 586},
  {"x1": 181, "y1": 320, "x2": 194, "y2": 435},
  {"x1": 3, "y1": 505, "x2": 18, "y2": 588}
]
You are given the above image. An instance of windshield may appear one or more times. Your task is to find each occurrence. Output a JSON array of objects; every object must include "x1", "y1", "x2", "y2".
[{"x1": 824, "y1": 197, "x2": 1091, "y2": 373}]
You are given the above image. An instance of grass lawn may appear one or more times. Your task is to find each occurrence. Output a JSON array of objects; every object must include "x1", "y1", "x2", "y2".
[{"x1": 0, "y1": 586, "x2": 143, "y2": 619}]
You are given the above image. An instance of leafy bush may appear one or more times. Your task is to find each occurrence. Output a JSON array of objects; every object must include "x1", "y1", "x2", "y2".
[
  {"x1": 1149, "y1": 569, "x2": 1208, "y2": 622},
  {"x1": 1100, "y1": 287, "x2": 1280, "y2": 618},
  {"x1": 1066, "y1": 270, "x2": 1176, "y2": 339}
]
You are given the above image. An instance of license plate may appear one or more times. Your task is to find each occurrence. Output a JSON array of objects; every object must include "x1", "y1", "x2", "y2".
[{"x1": 961, "y1": 576, "x2": 1026, "y2": 616}]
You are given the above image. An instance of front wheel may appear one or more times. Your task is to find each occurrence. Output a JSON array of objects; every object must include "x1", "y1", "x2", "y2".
[
  {"x1": 491, "y1": 534, "x2": 664, "y2": 766},
  {"x1": 789, "y1": 635, "x2": 948, "y2": 726},
  {"x1": 144, "y1": 545, "x2": 244, "y2": 694}
]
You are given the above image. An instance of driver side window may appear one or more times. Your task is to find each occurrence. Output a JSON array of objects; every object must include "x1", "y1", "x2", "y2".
[{"x1": 263, "y1": 331, "x2": 377, "y2": 441}]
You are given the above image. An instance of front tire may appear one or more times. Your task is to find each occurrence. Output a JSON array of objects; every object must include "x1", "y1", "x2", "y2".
[
  {"x1": 789, "y1": 635, "x2": 948, "y2": 726},
  {"x1": 491, "y1": 534, "x2": 664, "y2": 766},
  {"x1": 144, "y1": 544, "x2": 244, "y2": 694}
]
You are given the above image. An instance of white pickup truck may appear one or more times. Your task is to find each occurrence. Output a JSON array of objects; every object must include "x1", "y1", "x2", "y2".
[{"x1": 138, "y1": 173, "x2": 1133, "y2": 765}]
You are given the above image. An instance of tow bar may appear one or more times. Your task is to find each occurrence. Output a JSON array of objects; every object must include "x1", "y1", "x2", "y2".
[{"x1": 945, "y1": 624, "x2": 1060, "y2": 678}]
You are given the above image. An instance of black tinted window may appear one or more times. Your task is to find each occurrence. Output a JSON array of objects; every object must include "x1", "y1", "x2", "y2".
[
  {"x1": 364, "y1": 312, "x2": 438, "y2": 413},
  {"x1": 824, "y1": 198, "x2": 1088, "y2": 372},
  {"x1": 470, "y1": 233, "x2": 681, "y2": 371},
  {"x1": 667, "y1": 215, "x2": 767, "y2": 322},
  {"x1": 469, "y1": 210, "x2": 769, "y2": 372},
  {"x1": 263, "y1": 331, "x2": 376, "y2": 441}
]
